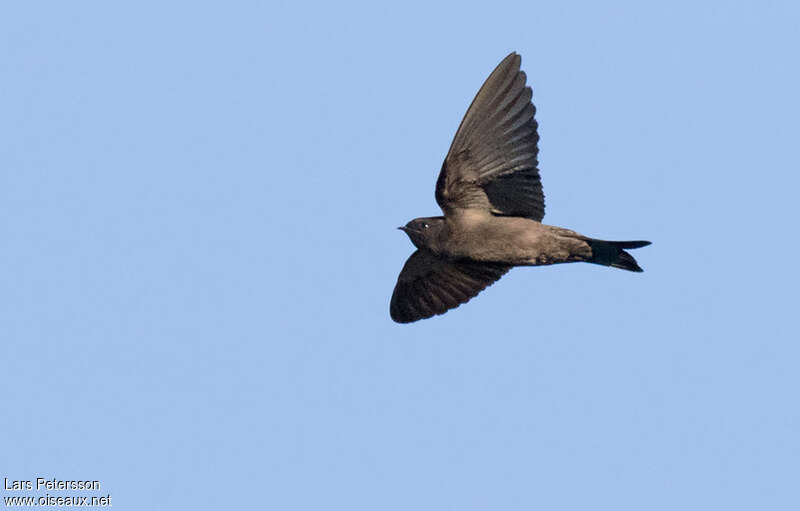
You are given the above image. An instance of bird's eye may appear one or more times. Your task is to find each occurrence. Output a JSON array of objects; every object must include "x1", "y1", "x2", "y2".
[{"x1": 421, "y1": 222, "x2": 429, "y2": 229}]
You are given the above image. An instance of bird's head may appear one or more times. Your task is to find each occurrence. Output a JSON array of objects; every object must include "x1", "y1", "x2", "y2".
[{"x1": 398, "y1": 216, "x2": 445, "y2": 250}]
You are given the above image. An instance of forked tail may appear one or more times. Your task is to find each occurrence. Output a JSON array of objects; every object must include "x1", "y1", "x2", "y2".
[{"x1": 587, "y1": 239, "x2": 651, "y2": 272}]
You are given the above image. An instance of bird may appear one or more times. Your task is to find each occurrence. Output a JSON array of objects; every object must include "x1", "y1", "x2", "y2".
[{"x1": 390, "y1": 52, "x2": 651, "y2": 323}]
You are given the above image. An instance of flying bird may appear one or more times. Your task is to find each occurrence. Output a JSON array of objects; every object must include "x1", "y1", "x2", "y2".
[{"x1": 390, "y1": 52, "x2": 651, "y2": 323}]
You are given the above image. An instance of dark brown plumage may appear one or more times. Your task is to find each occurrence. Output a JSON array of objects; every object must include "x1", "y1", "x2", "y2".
[{"x1": 391, "y1": 52, "x2": 650, "y2": 323}]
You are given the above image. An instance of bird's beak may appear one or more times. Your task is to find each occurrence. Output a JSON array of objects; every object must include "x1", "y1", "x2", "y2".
[{"x1": 397, "y1": 226, "x2": 407, "y2": 232}]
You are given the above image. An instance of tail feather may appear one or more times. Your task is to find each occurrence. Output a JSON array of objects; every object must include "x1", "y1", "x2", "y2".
[
  {"x1": 587, "y1": 239, "x2": 651, "y2": 272},
  {"x1": 610, "y1": 240, "x2": 651, "y2": 250}
]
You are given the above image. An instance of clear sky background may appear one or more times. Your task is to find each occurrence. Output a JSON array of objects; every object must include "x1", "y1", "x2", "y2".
[{"x1": 3, "y1": 1, "x2": 798, "y2": 509}]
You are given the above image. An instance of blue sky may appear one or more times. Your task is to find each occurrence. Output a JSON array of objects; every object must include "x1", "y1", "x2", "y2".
[{"x1": 2, "y1": 1, "x2": 798, "y2": 509}]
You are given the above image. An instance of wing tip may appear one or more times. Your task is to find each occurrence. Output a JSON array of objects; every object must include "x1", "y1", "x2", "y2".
[{"x1": 501, "y1": 51, "x2": 522, "y2": 70}]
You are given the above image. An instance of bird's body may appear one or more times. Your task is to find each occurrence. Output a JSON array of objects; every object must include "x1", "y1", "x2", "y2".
[
  {"x1": 425, "y1": 212, "x2": 590, "y2": 266},
  {"x1": 390, "y1": 52, "x2": 651, "y2": 323}
]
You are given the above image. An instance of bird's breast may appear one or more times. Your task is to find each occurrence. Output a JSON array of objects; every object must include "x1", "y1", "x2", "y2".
[{"x1": 442, "y1": 214, "x2": 548, "y2": 264}]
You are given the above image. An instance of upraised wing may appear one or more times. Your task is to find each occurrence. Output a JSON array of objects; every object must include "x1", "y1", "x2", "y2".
[{"x1": 435, "y1": 52, "x2": 544, "y2": 221}]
